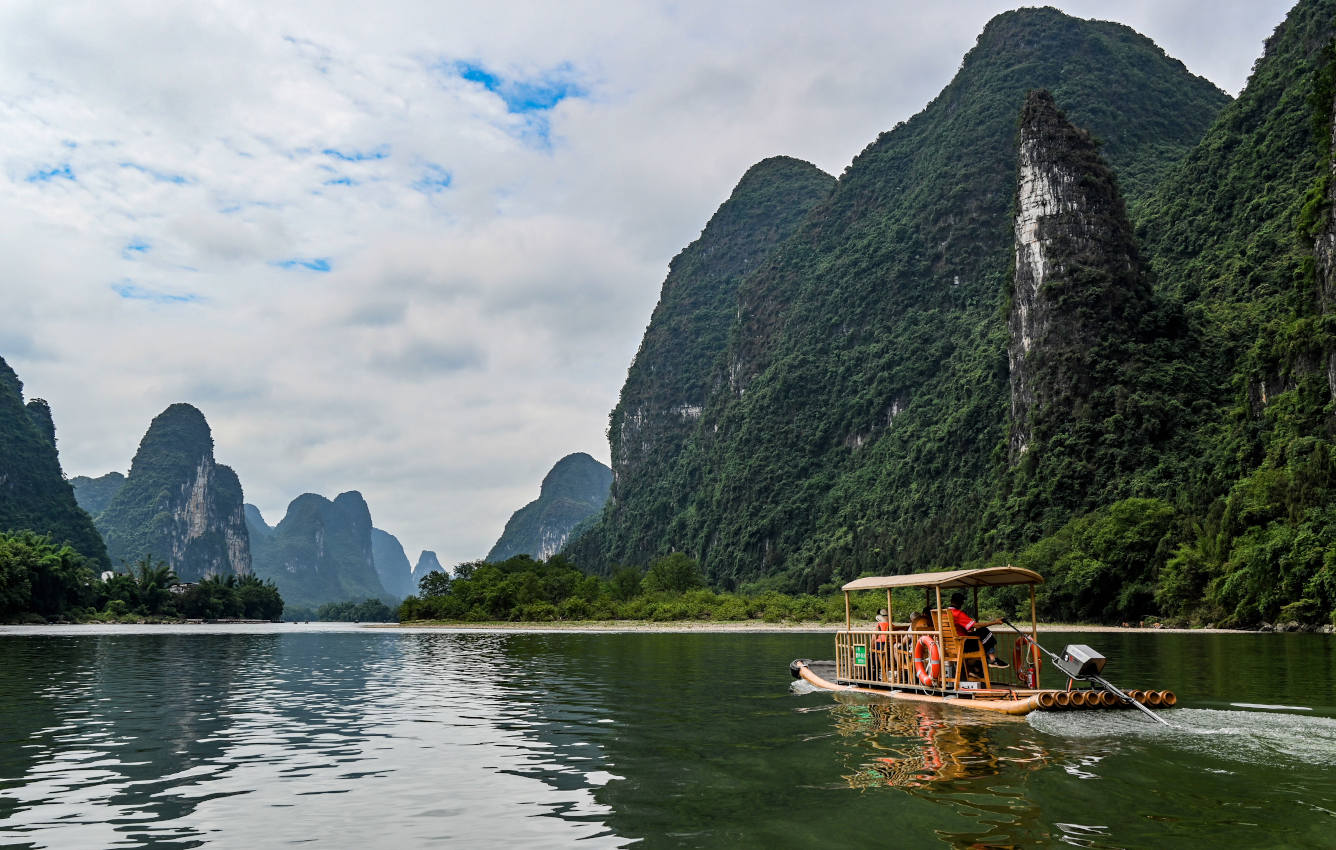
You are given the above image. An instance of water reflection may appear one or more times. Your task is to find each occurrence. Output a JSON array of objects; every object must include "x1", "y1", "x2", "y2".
[
  {"x1": 0, "y1": 628, "x2": 626, "y2": 848},
  {"x1": 829, "y1": 697, "x2": 1049, "y2": 789},
  {"x1": 4, "y1": 627, "x2": 1336, "y2": 849}
]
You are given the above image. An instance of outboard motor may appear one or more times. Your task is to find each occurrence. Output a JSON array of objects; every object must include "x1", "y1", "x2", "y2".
[{"x1": 1053, "y1": 644, "x2": 1106, "y2": 679}]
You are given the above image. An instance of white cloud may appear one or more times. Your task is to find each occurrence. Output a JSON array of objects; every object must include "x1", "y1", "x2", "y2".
[{"x1": 0, "y1": 0, "x2": 1294, "y2": 567}]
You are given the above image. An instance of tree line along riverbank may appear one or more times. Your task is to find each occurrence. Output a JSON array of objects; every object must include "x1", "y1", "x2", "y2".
[
  {"x1": 396, "y1": 553, "x2": 1336, "y2": 632},
  {"x1": 0, "y1": 531, "x2": 282, "y2": 624}
]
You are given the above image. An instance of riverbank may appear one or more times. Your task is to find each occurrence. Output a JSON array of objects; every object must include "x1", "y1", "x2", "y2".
[{"x1": 388, "y1": 619, "x2": 1260, "y2": 634}]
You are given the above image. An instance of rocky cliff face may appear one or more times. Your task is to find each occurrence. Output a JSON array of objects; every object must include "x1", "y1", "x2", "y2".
[
  {"x1": 489, "y1": 453, "x2": 611, "y2": 562},
  {"x1": 249, "y1": 490, "x2": 388, "y2": 609},
  {"x1": 1317, "y1": 85, "x2": 1336, "y2": 399},
  {"x1": 1008, "y1": 89, "x2": 1153, "y2": 461},
  {"x1": 371, "y1": 527, "x2": 415, "y2": 599},
  {"x1": 0, "y1": 356, "x2": 108, "y2": 565},
  {"x1": 96, "y1": 404, "x2": 250, "y2": 580}
]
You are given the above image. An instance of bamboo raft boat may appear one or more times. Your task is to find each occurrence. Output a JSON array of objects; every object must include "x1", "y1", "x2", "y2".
[{"x1": 790, "y1": 566, "x2": 1177, "y2": 717}]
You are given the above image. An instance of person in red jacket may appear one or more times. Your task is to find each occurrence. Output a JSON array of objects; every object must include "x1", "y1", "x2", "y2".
[
  {"x1": 947, "y1": 592, "x2": 1008, "y2": 668},
  {"x1": 871, "y1": 610, "x2": 890, "y2": 680}
]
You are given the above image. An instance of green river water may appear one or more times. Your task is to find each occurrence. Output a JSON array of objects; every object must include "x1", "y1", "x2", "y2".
[{"x1": 0, "y1": 624, "x2": 1333, "y2": 848}]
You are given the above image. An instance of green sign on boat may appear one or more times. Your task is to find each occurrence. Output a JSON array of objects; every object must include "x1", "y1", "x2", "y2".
[{"x1": 854, "y1": 645, "x2": 867, "y2": 666}]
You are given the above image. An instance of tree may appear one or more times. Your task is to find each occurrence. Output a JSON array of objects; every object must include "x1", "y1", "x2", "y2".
[
  {"x1": 609, "y1": 565, "x2": 642, "y2": 602},
  {"x1": 419, "y1": 570, "x2": 451, "y2": 598},
  {"x1": 316, "y1": 598, "x2": 394, "y2": 621},
  {"x1": 0, "y1": 531, "x2": 94, "y2": 619},
  {"x1": 236, "y1": 574, "x2": 284, "y2": 620},
  {"x1": 130, "y1": 555, "x2": 178, "y2": 615},
  {"x1": 642, "y1": 553, "x2": 705, "y2": 594}
]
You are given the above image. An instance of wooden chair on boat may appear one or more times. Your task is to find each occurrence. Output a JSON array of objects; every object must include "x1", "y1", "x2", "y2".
[{"x1": 932, "y1": 610, "x2": 991, "y2": 689}]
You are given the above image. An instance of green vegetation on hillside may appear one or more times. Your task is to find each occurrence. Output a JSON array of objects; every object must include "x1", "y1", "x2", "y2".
[
  {"x1": 568, "y1": 158, "x2": 835, "y2": 568},
  {"x1": 70, "y1": 472, "x2": 127, "y2": 518},
  {"x1": 566, "y1": 2, "x2": 1336, "y2": 629},
  {"x1": 488, "y1": 453, "x2": 612, "y2": 562},
  {"x1": 572, "y1": 7, "x2": 1231, "y2": 597},
  {"x1": 95, "y1": 403, "x2": 251, "y2": 581},
  {"x1": 0, "y1": 357, "x2": 109, "y2": 567},
  {"x1": 250, "y1": 491, "x2": 390, "y2": 609},
  {"x1": 1121, "y1": 0, "x2": 1336, "y2": 627}
]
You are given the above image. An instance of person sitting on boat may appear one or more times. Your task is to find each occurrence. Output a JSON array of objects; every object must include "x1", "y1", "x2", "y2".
[
  {"x1": 947, "y1": 592, "x2": 1008, "y2": 668},
  {"x1": 871, "y1": 611, "x2": 890, "y2": 680}
]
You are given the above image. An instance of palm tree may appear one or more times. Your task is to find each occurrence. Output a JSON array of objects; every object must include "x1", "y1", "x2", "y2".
[{"x1": 131, "y1": 555, "x2": 178, "y2": 615}]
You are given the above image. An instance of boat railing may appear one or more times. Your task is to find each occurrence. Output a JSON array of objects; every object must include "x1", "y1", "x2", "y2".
[{"x1": 836, "y1": 628, "x2": 944, "y2": 689}]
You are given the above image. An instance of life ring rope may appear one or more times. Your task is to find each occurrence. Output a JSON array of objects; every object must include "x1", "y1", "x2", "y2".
[
  {"x1": 912, "y1": 634, "x2": 941, "y2": 687},
  {"x1": 1012, "y1": 635, "x2": 1043, "y2": 687}
]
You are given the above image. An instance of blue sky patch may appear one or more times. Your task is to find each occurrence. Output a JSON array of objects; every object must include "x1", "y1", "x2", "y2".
[
  {"x1": 112, "y1": 281, "x2": 201, "y2": 304},
  {"x1": 120, "y1": 162, "x2": 189, "y2": 184},
  {"x1": 324, "y1": 176, "x2": 358, "y2": 186},
  {"x1": 27, "y1": 164, "x2": 74, "y2": 183},
  {"x1": 412, "y1": 164, "x2": 452, "y2": 194},
  {"x1": 273, "y1": 257, "x2": 332, "y2": 272},
  {"x1": 122, "y1": 238, "x2": 151, "y2": 259},
  {"x1": 323, "y1": 145, "x2": 390, "y2": 162},
  {"x1": 452, "y1": 61, "x2": 585, "y2": 114}
]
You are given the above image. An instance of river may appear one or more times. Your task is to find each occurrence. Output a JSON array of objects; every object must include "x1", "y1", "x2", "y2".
[{"x1": 0, "y1": 624, "x2": 1333, "y2": 848}]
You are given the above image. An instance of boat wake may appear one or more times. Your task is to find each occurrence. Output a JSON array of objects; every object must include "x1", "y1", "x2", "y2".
[
  {"x1": 789, "y1": 679, "x2": 823, "y2": 696},
  {"x1": 1028, "y1": 707, "x2": 1336, "y2": 766}
]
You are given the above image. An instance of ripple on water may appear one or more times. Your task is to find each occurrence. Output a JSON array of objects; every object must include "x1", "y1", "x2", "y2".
[{"x1": 1027, "y1": 706, "x2": 1336, "y2": 766}]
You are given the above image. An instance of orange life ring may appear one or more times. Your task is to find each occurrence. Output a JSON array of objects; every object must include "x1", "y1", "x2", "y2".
[{"x1": 912, "y1": 635, "x2": 941, "y2": 687}]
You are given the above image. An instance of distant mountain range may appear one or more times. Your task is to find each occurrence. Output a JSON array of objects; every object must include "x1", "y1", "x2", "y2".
[{"x1": 55, "y1": 406, "x2": 426, "y2": 608}]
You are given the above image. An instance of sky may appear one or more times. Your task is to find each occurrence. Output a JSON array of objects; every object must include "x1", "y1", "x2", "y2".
[{"x1": 0, "y1": 0, "x2": 1297, "y2": 571}]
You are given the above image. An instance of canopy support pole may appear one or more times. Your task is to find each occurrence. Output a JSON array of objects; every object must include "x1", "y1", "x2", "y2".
[{"x1": 1029, "y1": 585, "x2": 1039, "y2": 689}]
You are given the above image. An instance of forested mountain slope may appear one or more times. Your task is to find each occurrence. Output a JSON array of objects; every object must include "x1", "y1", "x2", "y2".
[
  {"x1": 489, "y1": 453, "x2": 612, "y2": 562},
  {"x1": 249, "y1": 491, "x2": 389, "y2": 609},
  {"x1": 96, "y1": 404, "x2": 251, "y2": 580},
  {"x1": 1101, "y1": 0, "x2": 1336, "y2": 627},
  {"x1": 70, "y1": 472, "x2": 126, "y2": 518},
  {"x1": 0, "y1": 356, "x2": 108, "y2": 566},
  {"x1": 571, "y1": 7, "x2": 1231, "y2": 594}
]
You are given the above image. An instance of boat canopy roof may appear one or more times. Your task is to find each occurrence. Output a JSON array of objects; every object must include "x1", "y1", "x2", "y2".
[{"x1": 841, "y1": 566, "x2": 1043, "y2": 592}]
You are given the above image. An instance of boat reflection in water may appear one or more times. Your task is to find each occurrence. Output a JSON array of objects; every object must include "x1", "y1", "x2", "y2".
[{"x1": 829, "y1": 694, "x2": 1048, "y2": 790}]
